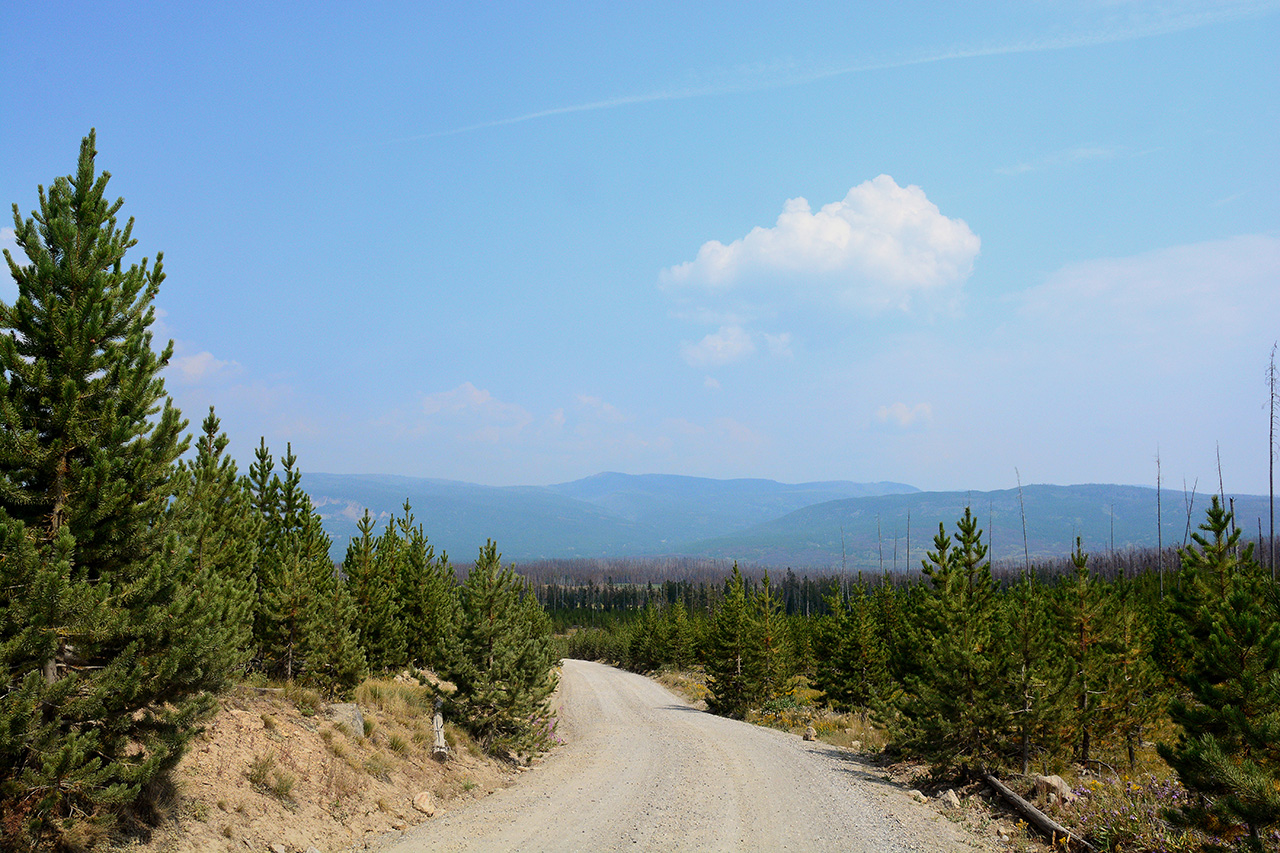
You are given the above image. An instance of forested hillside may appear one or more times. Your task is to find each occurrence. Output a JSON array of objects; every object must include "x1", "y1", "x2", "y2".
[
  {"x1": 305, "y1": 473, "x2": 1270, "y2": 571},
  {"x1": 0, "y1": 134, "x2": 556, "y2": 852},
  {"x1": 303, "y1": 471, "x2": 917, "y2": 562}
]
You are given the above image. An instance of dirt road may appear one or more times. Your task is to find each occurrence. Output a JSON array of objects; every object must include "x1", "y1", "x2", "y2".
[{"x1": 380, "y1": 660, "x2": 992, "y2": 853}]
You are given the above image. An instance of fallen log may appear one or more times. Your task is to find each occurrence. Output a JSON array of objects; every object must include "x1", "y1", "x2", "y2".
[{"x1": 983, "y1": 772, "x2": 1097, "y2": 852}]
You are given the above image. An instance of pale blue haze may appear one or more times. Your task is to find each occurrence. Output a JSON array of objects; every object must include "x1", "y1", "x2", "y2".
[{"x1": 2, "y1": 1, "x2": 1277, "y2": 496}]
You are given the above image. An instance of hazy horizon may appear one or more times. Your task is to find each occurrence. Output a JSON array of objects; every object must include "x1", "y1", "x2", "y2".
[{"x1": 5, "y1": 2, "x2": 1277, "y2": 498}]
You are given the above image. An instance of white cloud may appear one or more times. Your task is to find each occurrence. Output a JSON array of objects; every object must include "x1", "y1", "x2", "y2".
[
  {"x1": 1015, "y1": 234, "x2": 1280, "y2": 350},
  {"x1": 661, "y1": 176, "x2": 979, "y2": 313},
  {"x1": 704, "y1": 376, "x2": 721, "y2": 390},
  {"x1": 576, "y1": 394, "x2": 628, "y2": 423},
  {"x1": 763, "y1": 332, "x2": 794, "y2": 359},
  {"x1": 681, "y1": 325, "x2": 757, "y2": 367},
  {"x1": 876, "y1": 401, "x2": 933, "y2": 428},
  {"x1": 420, "y1": 382, "x2": 533, "y2": 444},
  {"x1": 169, "y1": 350, "x2": 241, "y2": 385}
]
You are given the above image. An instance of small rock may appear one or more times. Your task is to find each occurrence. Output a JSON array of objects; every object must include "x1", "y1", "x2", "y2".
[
  {"x1": 909, "y1": 789, "x2": 927, "y2": 804},
  {"x1": 939, "y1": 789, "x2": 961, "y2": 809},
  {"x1": 392, "y1": 821, "x2": 407, "y2": 831},
  {"x1": 306, "y1": 848, "x2": 322, "y2": 853},
  {"x1": 269, "y1": 844, "x2": 288, "y2": 853},
  {"x1": 849, "y1": 740, "x2": 861, "y2": 751},
  {"x1": 803, "y1": 725, "x2": 817, "y2": 741},
  {"x1": 412, "y1": 792, "x2": 436, "y2": 816},
  {"x1": 1033, "y1": 774, "x2": 1076, "y2": 804},
  {"x1": 327, "y1": 702, "x2": 365, "y2": 736}
]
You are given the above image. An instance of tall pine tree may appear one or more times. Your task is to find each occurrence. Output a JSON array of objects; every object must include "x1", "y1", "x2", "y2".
[
  {"x1": 0, "y1": 132, "x2": 244, "y2": 845},
  {"x1": 393, "y1": 502, "x2": 455, "y2": 670},
  {"x1": 706, "y1": 563, "x2": 759, "y2": 719},
  {"x1": 894, "y1": 508, "x2": 1007, "y2": 773},
  {"x1": 1158, "y1": 498, "x2": 1280, "y2": 850},
  {"x1": 342, "y1": 509, "x2": 407, "y2": 672},
  {"x1": 441, "y1": 541, "x2": 557, "y2": 756},
  {"x1": 250, "y1": 442, "x2": 365, "y2": 694}
]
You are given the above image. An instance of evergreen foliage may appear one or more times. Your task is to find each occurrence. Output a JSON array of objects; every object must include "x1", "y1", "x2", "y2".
[
  {"x1": 442, "y1": 541, "x2": 558, "y2": 755},
  {"x1": 752, "y1": 572, "x2": 792, "y2": 705},
  {"x1": 0, "y1": 132, "x2": 240, "y2": 845},
  {"x1": 998, "y1": 567, "x2": 1068, "y2": 775},
  {"x1": 342, "y1": 509, "x2": 407, "y2": 672},
  {"x1": 627, "y1": 602, "x2": 667, "y2": 673},
  {"x1": 169, "y1": 408, "x2": 258, "y2": 674},
  {"x1": 250, "y1": 442, "x2": 365, "y2": 694},
  {"x1": 391, "y1": 502, "x2": 455, "y2": 670},
  {"x1": 1057, "y1": 537, "x2": 1113, "y2": 765},
  {"x1": 1159, "y1": 498, "x2": 1280, "y2": 850},
  {"x1": 813, "y1": 584, "x2": 888, "y2": 712},
  {"x1": 1105, "y1": 570, "x2": 1163, "y2": 771},
  {"x1": 893, "y1": 508, "x2": 1008, "y2": 772},
  {"x1": 705, "y1": 563, "x2": 759, "y2": 718},
  {"x1": 664, "y1": 600, "x2": 696, "y2": 669}
]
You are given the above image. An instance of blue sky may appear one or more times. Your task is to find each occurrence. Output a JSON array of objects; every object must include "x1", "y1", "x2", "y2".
[{"x1": 3, "y1": 1, "x2": 1278, "y2": 495}]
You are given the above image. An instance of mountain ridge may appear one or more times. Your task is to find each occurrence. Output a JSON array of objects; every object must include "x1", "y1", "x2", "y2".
[{"x1": 301, "y1": 472, "x2": 1269, "y2": 569}]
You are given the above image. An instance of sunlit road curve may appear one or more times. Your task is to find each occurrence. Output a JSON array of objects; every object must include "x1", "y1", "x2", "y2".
[{"x1": 380, "y1": 659, "x2": 990, "y2": 853}]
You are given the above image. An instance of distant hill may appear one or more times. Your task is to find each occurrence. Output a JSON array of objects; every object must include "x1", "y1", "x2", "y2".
[
  {"x1": 301, "y1": 472, "x2": 917, "y2": 562},
  {"x1": 302, "y1": 472, "x2": 1268, "y2": 569},
  {"x1": 682, "y1": 484, "x2": 1271, "y2": 569}
]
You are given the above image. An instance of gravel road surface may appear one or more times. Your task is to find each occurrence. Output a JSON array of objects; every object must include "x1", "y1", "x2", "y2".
[{"x1": 380, "y1": 659, "x2": 992, "y2": 853}]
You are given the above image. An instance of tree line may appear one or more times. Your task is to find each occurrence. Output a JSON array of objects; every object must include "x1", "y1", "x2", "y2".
[
  {"x1": 0, "y1": 133, "x2": 556, "y2": 851},
  {"x1": 557, "y1": 504, "x2": 1280, "y2": 849}
]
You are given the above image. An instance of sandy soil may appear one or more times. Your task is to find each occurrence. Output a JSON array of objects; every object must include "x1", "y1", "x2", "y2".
[
  {"x1": 373, "y1": 660, "x2": 999, "y2": 853},
  {"x1": 111, "y1": 680, "x2": 518, "y2": 853}
]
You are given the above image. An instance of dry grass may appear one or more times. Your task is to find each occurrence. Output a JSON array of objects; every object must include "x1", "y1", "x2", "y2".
[
  {"x1": 110, "y1": 673, "x2": 519, "y2": 853},
  {"x1": 652, "y1": 666, "x2": 712, "y2": 707}
]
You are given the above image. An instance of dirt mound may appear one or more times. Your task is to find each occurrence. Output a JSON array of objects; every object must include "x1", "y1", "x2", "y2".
[{"x1": 111, "y1": 679, "x2": 517, "y2": 853}]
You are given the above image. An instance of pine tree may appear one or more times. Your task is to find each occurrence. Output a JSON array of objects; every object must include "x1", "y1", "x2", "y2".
[
  {"x1": 442, "y1": 541, "x2": 557, "y2": 756},
  {"x1": 392, "y1": 502, "x2": 454, "y2": 670},
  {"x1": 997, "y1": 568, "x2": 1068, "y2": 775},
  {"x1": 753, "y1": 572, "x2": 792, "y2": 705},
  {"x1": 1056, "y1": 537, "x2": 1113, "y2": 765},
  {"x1": 1158, "y1": 498, "x2": 1280, "y2": 850},
  {"x1": 292, "y1": 506, "x2": 366, "y2": 696},
  {"x1": 873, "y1": 574, "x2": 916, "y2": 685},
  {"x1": 813, "y1": 584, "x2": 889, "y2": 714},
  {"x1": 706, "y1": 563, "x2": 758, "y2": 719},
  {"x1": 251, "y1": 442, "x2": 365, "y2": 694},
  {"x1": 0, "y1": 132, "x2": 239, "y2": 843},
  {"x1": 665, "y1": 600, "x2": 696, "y2": 669},
  {"x1": 342, "y1": 509, "x2": 407, "y2": 672},
  {"x1": 1105, "y1": 569, "x2": 1163, "y2": 772},
  {"x1": 628, "y1": 602, "x2": 667, "y2": 672},
  {"x1": 894, "y1": 508, "x2": 1007, "y2": 773},
  {"x1": 168, "y1": 407, "x2": 258, "y2": 680}
]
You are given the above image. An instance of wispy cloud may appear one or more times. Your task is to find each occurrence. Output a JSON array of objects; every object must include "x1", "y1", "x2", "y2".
[
  {"x1": 996, "y1": 145, "x2": 1119, "y2": 175},
  {"x1": 876, "y1": 401, "x2": 933, "y2": 429},
  {"x1": 681, "y1": 325, "x2": 757, "y2": 368},
  {"x1": 169, "y1": 350, "x2": 242, "y2": 385},
  {"x1": 406, "y1": 2, "x2": 1277, "y2": 140}
]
